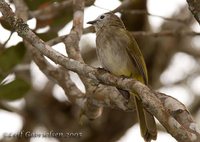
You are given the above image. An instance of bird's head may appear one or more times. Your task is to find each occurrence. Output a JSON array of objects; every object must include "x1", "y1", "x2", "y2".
[{"x1": 87, "y1": 13, "x2": 125, "y2": 32}]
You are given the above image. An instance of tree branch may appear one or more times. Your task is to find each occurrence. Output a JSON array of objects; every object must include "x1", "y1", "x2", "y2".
[
  {"x1": 13, "y1": 0, "x2": 85, "y2": 106},
  {"x1": 187, "y1": 0, "x2": 200, "y2": 24},
  {"x1": 0, "y1": 1, "x2": 200, "y2": 141},
  {"x1": 28, "y1": 42, "x2": 85, "y2": 104},
  {"x1": 63, "y1": 0, "x2": 104, "y2": 120}
]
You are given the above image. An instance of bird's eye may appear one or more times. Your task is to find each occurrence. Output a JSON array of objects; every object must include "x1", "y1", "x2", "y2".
[{"x1": 100, "y1": 15, "x2": 105, "y2": 19}]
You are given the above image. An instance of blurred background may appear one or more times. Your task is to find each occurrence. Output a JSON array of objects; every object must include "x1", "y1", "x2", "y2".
[{"x1": 0, "y1": 0, "x2": 200, "y2": 142}]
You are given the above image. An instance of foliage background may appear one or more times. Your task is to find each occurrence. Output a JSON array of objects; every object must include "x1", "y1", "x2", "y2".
[{"x1": 0, "y1": 0, "x2": 200, "y2": 142}]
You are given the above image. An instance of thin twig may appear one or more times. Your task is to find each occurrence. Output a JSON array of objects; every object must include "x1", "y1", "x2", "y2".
[
  {"x1": 0, "y1": 101, "x2": 23, "y2": 115},
  {"x1": 29, "y1": 0, "x2": 73, "y2": 20},
  {"x1": 46, "y1": 28, "x2": 200, "y2": 46},
  {"x1": 111, "y1": 0, "x2": 188, "y2": 24},
  {"x1": 2, "y1": 31, "x2": 13, "y2": 47},
  {"x1": 132, "y1": 30, "x2": 200, "y2": 37},
  {"x1": 123, "y1": 10, "x2": 187, "y2": 24},
  {"x1": 93, "y1": 4, "x2": 111, "y2": 12}
]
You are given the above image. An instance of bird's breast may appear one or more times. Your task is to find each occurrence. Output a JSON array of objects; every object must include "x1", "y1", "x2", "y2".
[{"x1": 96, "y1": 33, "x2": 134, "y2": 77}]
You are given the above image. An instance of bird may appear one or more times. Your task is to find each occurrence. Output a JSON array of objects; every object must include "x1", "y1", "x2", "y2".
[{"x1": 87, "y1": 12, "x2": 157, "y2": 142}]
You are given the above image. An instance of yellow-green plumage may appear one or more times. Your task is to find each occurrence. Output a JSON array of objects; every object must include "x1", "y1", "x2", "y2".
[{"x1": 88, "y1": 13, "x2": 157, "y2": 142}]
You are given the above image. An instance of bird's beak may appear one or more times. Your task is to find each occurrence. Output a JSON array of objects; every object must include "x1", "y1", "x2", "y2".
[{"x1": 87, "y1": 20, "x2": 97, "y2": 25}]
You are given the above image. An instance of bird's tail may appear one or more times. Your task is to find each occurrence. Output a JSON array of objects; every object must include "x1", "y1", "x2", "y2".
[{"x1": 134, "y1": 95, "x2": 157, "y2": 142}]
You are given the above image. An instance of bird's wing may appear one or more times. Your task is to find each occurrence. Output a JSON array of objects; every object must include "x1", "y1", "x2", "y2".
[{"x1": 121, "y1": 29, "x2": 148, "y2": 84}]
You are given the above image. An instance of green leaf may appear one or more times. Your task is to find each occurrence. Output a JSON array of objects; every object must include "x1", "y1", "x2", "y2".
[
  {"x1": 0, "y1": 78, "x2": 30, "y2": 100},
  {"x1": 0, "y1": 42, "x2": 26, "y2": 74}
]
